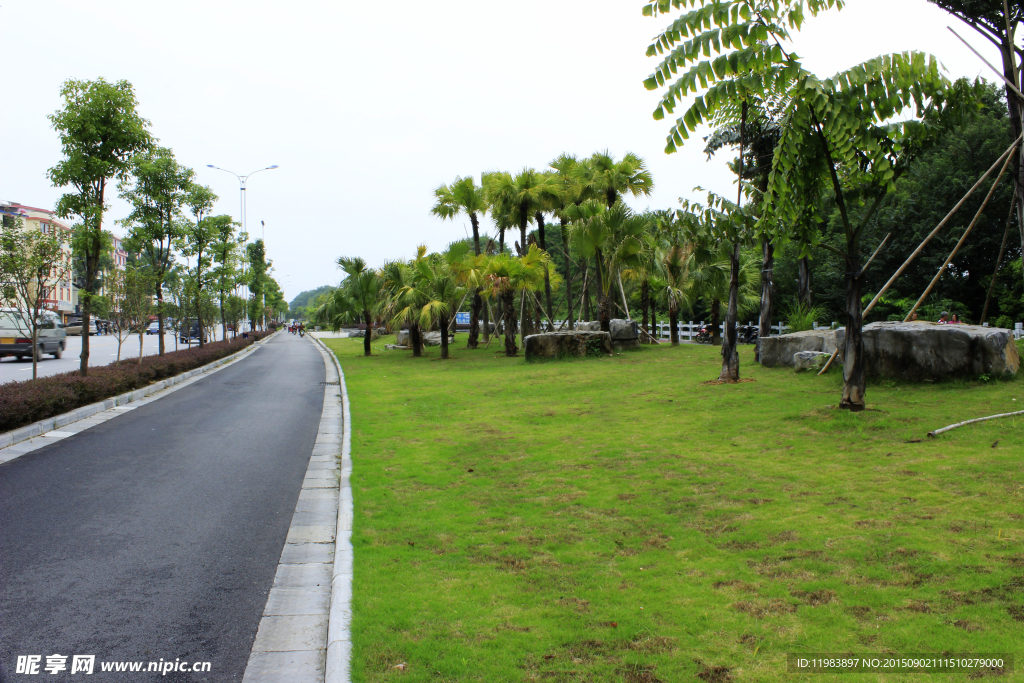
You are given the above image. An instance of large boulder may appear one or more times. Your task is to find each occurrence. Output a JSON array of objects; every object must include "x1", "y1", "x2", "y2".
[
  {"x1": 794, "y1": 350, "x2": 833, "y2": 372},
  {"x1": 834, "y1": 321, "x2": 1019, "y2": 380},
  {"x1": 422, "y1": 331, "x2": 454, "y2": 346},
  {"x1": 524, "y1": 331, "x2": 613, "y2": 360},
  {"x1": 576, "y1": 321, "x2": 601, "y2": 332},
  {"x1": 396, "y1": 329, "x2": 409, "y2": 345},
  {"x1": 609, "y1": 318, "x2": 640, "y2": 351},
  {"x1": 759, "y1": 329, "x2": 839, "y2": 367}
]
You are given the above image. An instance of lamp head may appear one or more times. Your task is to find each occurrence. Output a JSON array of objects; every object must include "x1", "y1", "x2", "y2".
[
  {"x1": 268, "y1": 165, "x2": 279, "y2": 169},
  {"x1": 206, "y1": 164, "x2": 215, "y2": 168}
]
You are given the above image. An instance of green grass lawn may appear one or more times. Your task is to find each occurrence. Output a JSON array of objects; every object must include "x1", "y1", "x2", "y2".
[{"x1": 322, "y1": 335, "x2": 1024, "y2": 683}]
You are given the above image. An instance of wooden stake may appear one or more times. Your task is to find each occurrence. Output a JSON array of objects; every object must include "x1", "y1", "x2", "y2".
[
  {"x1": 905, "y1": 146, "x2": 1017, "y2": 322},
  {"x1": 928, "y1": 409, "x2": 1024, "y2": 437}
]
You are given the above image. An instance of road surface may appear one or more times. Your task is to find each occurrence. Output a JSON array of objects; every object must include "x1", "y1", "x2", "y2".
[{"x1": 0, "y1": 332, "x2": 325, "y2": 682}]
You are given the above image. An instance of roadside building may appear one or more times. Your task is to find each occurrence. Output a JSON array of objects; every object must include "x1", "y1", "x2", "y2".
[{"x1": 0, "y1": 201, "x2": 77, "y2": 323}]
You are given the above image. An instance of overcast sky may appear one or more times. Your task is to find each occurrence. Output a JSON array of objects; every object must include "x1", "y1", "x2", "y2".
[{"x1": 0, "y1": 0, "x2": 1011, "y2": 301}]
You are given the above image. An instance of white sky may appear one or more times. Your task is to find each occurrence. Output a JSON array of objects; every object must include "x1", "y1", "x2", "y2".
[{"x1": 0, "y1": 0, "x2": 1010, "y2": 301}]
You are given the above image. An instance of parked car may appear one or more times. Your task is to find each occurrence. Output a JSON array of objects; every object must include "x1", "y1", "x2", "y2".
[
  {"x1": 146, "y1": 321, "x2": 161, "y2": 335},
  {"x1": 65, "y1": 318, "x2": 98, "y2": 336},
  {"x1": 179, "y1": 319, "x2": 201, "y2": 343},
  {"x1": 0, "y1": 309, "x2": 67, "y2": 360}
]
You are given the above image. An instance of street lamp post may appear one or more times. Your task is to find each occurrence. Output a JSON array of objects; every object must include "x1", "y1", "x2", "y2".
[{"x1": 205, "y1": 164, "x2": 278, "y2": 331}]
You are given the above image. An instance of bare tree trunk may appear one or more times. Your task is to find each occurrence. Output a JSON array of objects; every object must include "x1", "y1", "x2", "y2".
[
  {"x1": 32, "y1": 328, "x2": 38, "y2": 380},
  {"x1": 481, "y1": 296, "x2": 490, "y2": 343},
  {"x1": 669, "y1": 302, "x2": 679, "y2": 346},
  {"x1": 156, "y1": 281, "x2": 166, "y2": 356},
  {"x1": 79, "y1": 180, "x2": 105, "y2": 377},
  {"x1": 363, "y1": 310, "x2": 372, "y2": 356},
  {"x1": 798, "y1": 257, "x2": 812, "y2": 307},
  {"x1": 410, "y1": 323, "x2": 422, "y2": 358},
  {"x1": 439, "y1": 313, "x2": 449, "y2": 359},
  {"x1": 640, "y1": 280, "x2": 650, "y2": 343},
  {"x1": 719, "y1": 242, "x2": 741, "y2": 381},
  {"x1": 536, "y1": 211, "x2": 554, "y2": 327},
  {"x1": 840, "y1": 254, "x2": 865, "y2": 411},
  {"x1": 582, "y1": 263, "x2": 591, "y2": 322},
  {"x1": 757, "y1": 239, "x2": 774, "y2": 362},
  {"x1": 561, "y1": 217, "x2": 573, "y2": 331},
  {"x1": 650, "y1": 298, "x2": 657, "y2": 341},
  {"x1": 138, "y1": 332, "x2": 143, "y2": 364},
  {"x1": 503, "y1": 290, "x2": 517, "y2": 357},
  {"x1": 594, "y1": 251, "x2": 609, "y2": 332}
]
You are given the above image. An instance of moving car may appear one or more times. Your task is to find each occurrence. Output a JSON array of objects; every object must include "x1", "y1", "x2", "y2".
[
  {"x1": 179, "y1": 319, "x2": 202, "y2": 344},
  {"x1": 0, "y1": 309, "x2": 67, "y2": 360},
  {"x1": 65, "y1": 318, "x2": 98, "y2": 336},
  {"x1": 146, "y1": 321, "x2": 161, "y2": 335}
]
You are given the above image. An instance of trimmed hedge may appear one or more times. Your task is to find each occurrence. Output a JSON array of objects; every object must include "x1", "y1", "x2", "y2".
[{"x1": 0, "y1": 331, "x2": 274, "y2": 433}]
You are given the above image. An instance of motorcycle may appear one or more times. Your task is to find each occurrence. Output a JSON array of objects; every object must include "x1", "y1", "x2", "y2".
[
  {"x1": 695, "y1": 325, "x2": 712, "y2": 344},
  {"x1": 737, "y1": 324, "x2": 760, "y2": 345}
]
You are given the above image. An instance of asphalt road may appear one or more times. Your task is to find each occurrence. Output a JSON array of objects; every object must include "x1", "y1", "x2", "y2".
[
  {"x1": 0, "y1": 333, "x2": 325, "y2": 682},
  {"x1": 0, "y1": 331, "x2": 231, "y2": 384}
]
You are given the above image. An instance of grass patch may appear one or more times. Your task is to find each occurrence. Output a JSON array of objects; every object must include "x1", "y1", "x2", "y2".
[{"x1": 323, "y1": 335, "x2": 1024, "y2": 682}]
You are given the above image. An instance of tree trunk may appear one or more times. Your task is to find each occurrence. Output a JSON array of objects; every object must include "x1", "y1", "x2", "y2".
[
  {"x1": 594, "y1": 251, "x2": 610, "y2": 332},
  {"x1": 757, "y1": 239, "x2": 774, "y2": 362},
  {"x1": 220, "y1": 285, "x2": 227, "y2": 342},
  {"x1": 156, "y1": 280, "x2": 166, "y2": 356},
  {"x1": 840, "y1": 254, "x2": 866, "y2": 411},
  {"x1": 669, "y1": 301, "x2": 679, "y2": 346},
  {"x1": 561, "y1": 217, "x2": 573, "y2": 331},
  {"x1": 503, "y1": 290, "x2": 517, "y2": 357},
  {"x1": 79, "y1": 180, "x2": 105, "y2": 377},
  {"x1": 410, "y1": 323, "x2": 422, "y2": 358},
  {"x1": 640, "y1": 280, "x2": 650, "y2": 343},
  {"x1": 32, "y1": 327, "x2": 38, "y2": 380},
  {"x1": 719, "y1": 242, "x2": 741, "y2": 381},
  {"x1": 999, "y1": 40, "x2": 1024, "y2": 273},
  {"x1": 650, "y1": 298, "x2": 657, "y2": 341},
  {"x1": 439, "y1": 313, "x2": 449, "y2": 359},
  {"x1": 582, "y1": 263, "x2": 591, "y2": 322},
  {"x1": 467, "y1": 289, "x2": 482, "y2": 349},
  {"x1": 138, "y1": 332, "x2": 143, "y2": 364},
  {"x1": 481, "y1": 295, "x2": 490, "y2": 343},
  {"x1": 536, "y1": 211, "x2": 553, "y2": 327},
  {"x1": 711, "y1": 299, "x2": 721, "y2": 346},
  {"x1": 798, "y1": 257, "x2": 812, "y2": 307},
  {"x1": 363, "y1": 310, "x2": 372, "y2": 356}
]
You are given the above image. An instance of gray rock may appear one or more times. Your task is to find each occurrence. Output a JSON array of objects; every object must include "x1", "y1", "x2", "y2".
[
  {"x1": 524, "y1": 331, "x2": 613, "y2": 360},
  {"x1": 793, "y1": 350, "x2": 833, "y2": 372},
  {"x1": 609, "y1": 319, "x2": 640, "y2": 351},
  {"x1": 422, "y1": 331, "x2": 453, "y2": 346},
  {"x1": 834, "y1": 321, "x2": 1019, "y2": 380},
  {"x1": 759, "y1": 330, "x2": 839, "y2": 367},
  {"x1": 576, "y1": 321, "x2": 601, "y2": 332},
  {"x1": 396, "y1": 329, "x2": 409, "y2": 345},
  {"x1": 384, "y1": 344, "x2": 409, "y2": 351}
]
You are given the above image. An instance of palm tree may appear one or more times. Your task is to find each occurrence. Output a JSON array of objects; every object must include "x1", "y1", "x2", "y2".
[
  {"x1": 567, "y1": 201, "x2": 649, "y2": 332},
  {"x1": 549, "y1": 153, "x2": 586, "y2": 330},
  {"x1": 432, "y1": 176, "x2": 488, "y2": 348},
  {"x1": 413, "y1": 251, "x2": 466, "y2": 360},
  {"x1": 381, "y1": 256, "x2": 426, "y2": 357},
  {"x1": 482, "y1": 246, "x2": 550, "y2": 357},
  {"x1": 336, "y1": 256, "x2": 383, "y2": 357},
  {"x1": 581, "y1": 150, "x2": 654, "y2": 209},
  {"x1": 484, "y1": 169, "x2": 547, "y2": 256}
]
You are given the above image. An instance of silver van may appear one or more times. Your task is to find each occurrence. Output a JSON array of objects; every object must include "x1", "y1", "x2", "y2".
[{"x1": 0, "y1": 309, "x2": 67, "y2": 360}]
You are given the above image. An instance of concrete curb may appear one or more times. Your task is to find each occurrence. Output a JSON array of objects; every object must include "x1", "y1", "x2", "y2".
[
  {"x1": 0, "y1": 332, "x2": 278, "y2": 453},
  {"x1": 241, "y1": 334, "x2": 350, "y2": 683},
  {"x1": 312, "y1": 336, "x2": 353, "y2": 683}
]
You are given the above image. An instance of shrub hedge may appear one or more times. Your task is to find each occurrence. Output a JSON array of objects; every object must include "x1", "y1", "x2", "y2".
[{"x1": 0, "y1": 331, "x2": 274, "y2": 434}]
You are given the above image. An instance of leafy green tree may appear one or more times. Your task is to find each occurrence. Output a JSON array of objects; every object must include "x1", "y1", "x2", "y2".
[
  {"x1": 0, "y1": 217, "x2": 74, "y2": 379},
  {"x1": 179, "y1": 183, "x2": 219, "y2": 347},
  {"x1": 247, "y1": 239, "x2": 269, "y2": 330},
  {"x1": 48, "y1": 77, "x2": 152, "y2": 375},
  {"x1": 579, "y1": 150, "x2": 653, "y2": 209},
  {"x1": 485, "y1": 169, "x2": 548, "y2": 257},
  {"x1": 210, "y1": 216, "x2": 242, "y2": 339},
  {"x1": 121, "y1": 146, "x2": 193, "y2": 355},
  {"x1": 289, "y1": 285, "x2": 335, "y2": 320},
  {"x1": 768, "y1": 55, "x2": 983, "y2": 409},
  {"x1": 432, "y1": 175, "x2": 489, "y2": 347},
  {"x1": 382, "y1": 256, "x2": 427, "y2": 357}
]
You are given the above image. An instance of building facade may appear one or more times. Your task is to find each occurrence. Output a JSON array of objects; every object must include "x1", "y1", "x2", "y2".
[{"x1": 1, "y1": 201, "x2": 77, "y2": 321}]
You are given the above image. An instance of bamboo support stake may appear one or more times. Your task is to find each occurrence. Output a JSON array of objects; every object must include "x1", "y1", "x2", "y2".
[
  {"x1": 905, "y1": 146, "x2": 1017, "y2": 321},
  {"x1": 864, "y1": 135, "x2": 1022, "y2": 316},
  {"x1": 948, "y1": 27, "x2": 1024, "y2": 104},
  {"x1": 981, "y1": 193, "x2": 1018, "y2": 324},
  {"x1": 928, "y1": 409, "x2": 1024, "y2": 437}
]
